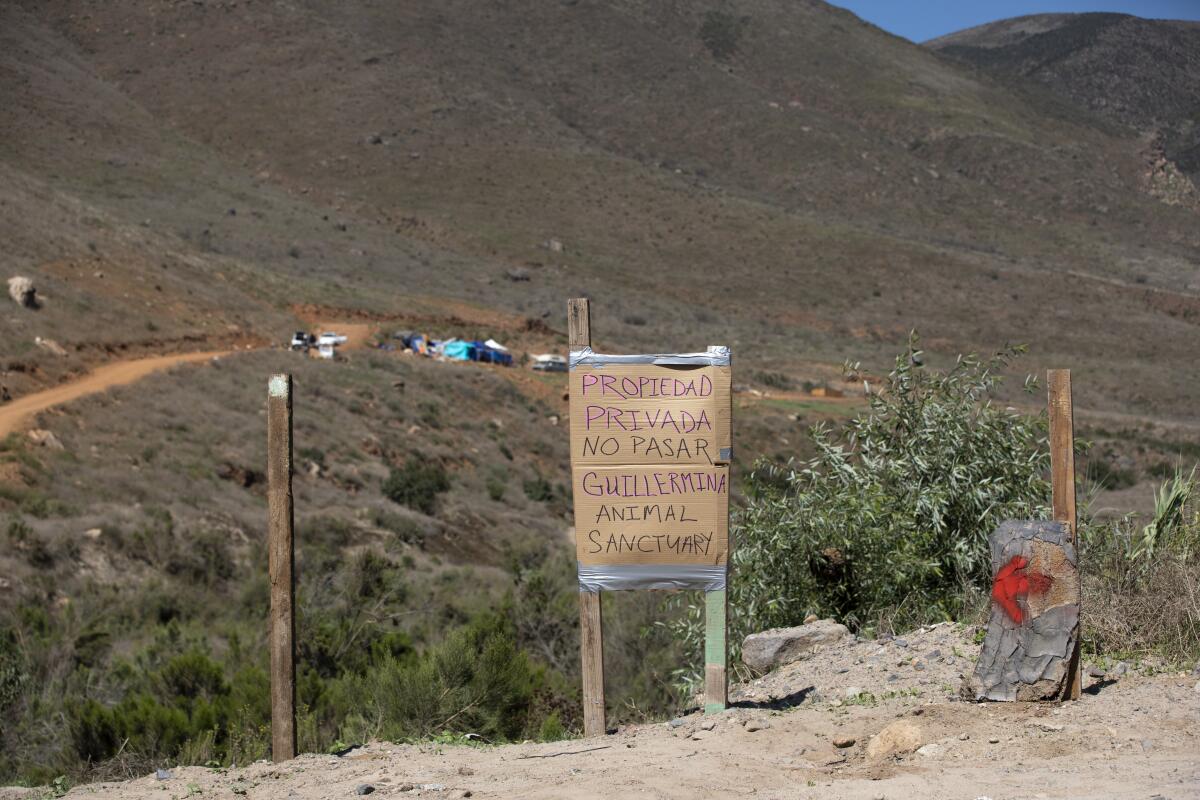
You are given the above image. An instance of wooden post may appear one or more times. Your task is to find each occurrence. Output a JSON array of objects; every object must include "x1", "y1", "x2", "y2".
[
  {"x1": 1047, "y1": 369, "x2": 1082, "y2": 700},
  {"x1": 267, "y1": 374, "x2": 297, "y2": 760},
  {"x1": 569, "y1": 299, "x2": 606, "y2": 737}
]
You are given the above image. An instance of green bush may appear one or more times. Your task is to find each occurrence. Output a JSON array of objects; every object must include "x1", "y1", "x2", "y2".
[
  {"x1": 1085, "y1": 455, "x2": 1138, "y2": 491},
  {"x1": 753, "y1": 370, "x2": 793, "y2": 391},
  {"x1": 672, "y1": 338, "x2": 1050, "y2": 684},
  {"x1": 330, "y1": 615, "x2": 540, "y2": 743},
  {"x1": 522, "y1": 475, "x2": 555, "y2": 503},
  {"x1": 383, "y1": 457, "x2": 450, "y2": 515},
  {"x1": 700, "y1": 10, "x2": 748, "y2": 60}
]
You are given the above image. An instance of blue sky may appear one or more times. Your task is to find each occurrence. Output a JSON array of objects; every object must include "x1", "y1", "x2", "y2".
[{"x1": 827, "y1": 0, "x2": 1200, "y2": 42}]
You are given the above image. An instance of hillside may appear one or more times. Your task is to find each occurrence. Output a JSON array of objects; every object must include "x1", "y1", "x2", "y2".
[
  {"x1": 3, "y1": 0, "x2": 1200, "y2": 418},
  {"x1": 929, "y1": 13, "x2": 1200, "y2": 183},
  {"x1": 2, "y1": 0, "x2": 1200, "y2": 786}
]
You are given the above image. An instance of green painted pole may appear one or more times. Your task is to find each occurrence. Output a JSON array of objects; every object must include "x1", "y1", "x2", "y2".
[{"x1": 704, "y1": 589, "x2": 727, "y2": 713}]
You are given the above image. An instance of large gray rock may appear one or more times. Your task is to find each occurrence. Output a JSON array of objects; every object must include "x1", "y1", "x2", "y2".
[{"x1": 741, "y1": 619, "x2": 849, "y2": 672}]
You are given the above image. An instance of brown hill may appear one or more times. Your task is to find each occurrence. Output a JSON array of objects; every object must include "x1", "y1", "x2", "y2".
[
  {"x1": 929, "y1": 13, "x2": 1200, "y2": 182},
  {"x1": 2, "y1": 0, "x2": 1199, "y2": 421}
]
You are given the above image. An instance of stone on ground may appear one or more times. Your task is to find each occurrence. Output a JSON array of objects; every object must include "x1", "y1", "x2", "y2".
[
  {"x1": 866, "y1": 720, "x2": 924, "y2": 760},
  {"x1": 741, "y1": 619, "x2": 849, "y2": 671}
]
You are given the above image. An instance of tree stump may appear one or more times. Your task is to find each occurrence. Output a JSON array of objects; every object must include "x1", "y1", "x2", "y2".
[{"x1": 968, "y1": 520, "x2": 1080, "y2": 701}]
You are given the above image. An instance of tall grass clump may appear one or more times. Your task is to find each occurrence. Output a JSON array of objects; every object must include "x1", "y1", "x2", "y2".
[
  {"x1": 670, "y1": 336, "x2": 1050, "y2": 683},
  {"x1": 1079, "y1": 467, "x2": 1200, "y2": 662}
]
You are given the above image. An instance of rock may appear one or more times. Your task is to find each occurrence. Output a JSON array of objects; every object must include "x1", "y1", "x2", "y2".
[
  {"x1": 28, "y1": 429, "x2": 64, "y2": 450},
  {"x1": 988, "y1": 737, "x2": 1000, "y2": 744},
  {"x1": 155, "y1": 769, "x2": 173, "y2": 781},
  {"x1": 667, "y1": 718, "x2": 685, "y2": 728},
  {"x1": 958, "y1": 733, "x2": 970, "y2": 741},
  {"x1": 544, "y1": 238, "x2": 564, "y2": 253},
  {"x1": 744, "y1": 719, "x2": 770, "y2": 732},
  {"x1": 1087, "y1": 666, "x2": 1105, "y2": 678},
  {"x1": 354, "y1": 786, "x2": 375, "y2": 796},
  {"x1": 1193, "y1": 679, "x2": 1200, "y2": 693},
  {"x1": 741, "y1": 619, "x2": 850, "y2": 671},
  {"x1": 1028, "y1": 720, "x2": 1063, "y2": 732},
  {"x1": 1111, "y1": 661, "x2": 1128, "y2": 676},
  {"x1": 916, "y1": 743, "x2": 941, "y2": 757},
  {"x1": 844, "y1": 686, "x2": 866, "y2": 699},
  {"x1": 893, "y1": 638, "x2": 909, "y2": 648},
  {"x1": 34, "y1": 337, "x2": 67, "y2": 357},
  {"x1": 832, "y1": 736, "x2": 856, "y2": 749},
  {"x1": 505, "y1": 267, "x2": 531, "y2": 282},
  {"x1": 700, "y1": 720, "x2": 716, "y2": 731},
  {"x1": 7, "y1": 276, "x2": 38, "y2": 308},
  {"x1": 866, "y1": 721, "x2": 923, "y2": 760},
  {"x1": 83, "y1": 528, "x2": 102, "y2": 539}
]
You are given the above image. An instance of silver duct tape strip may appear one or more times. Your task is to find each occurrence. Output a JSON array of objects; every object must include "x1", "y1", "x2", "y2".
[
  {"x1": 570, "y1": 346, "x2": 731, "y2": 369},
  {"x1": 577, "y1": 563, "x2": 727, "y2": 593}
]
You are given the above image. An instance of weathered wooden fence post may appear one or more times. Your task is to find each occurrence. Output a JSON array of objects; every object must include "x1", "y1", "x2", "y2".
[
  {"x1": 1048, "y1": 369, "x2": 1082, "y2": 700},
  {"x1": 568, "y1": 299, "x2": 606, "y2": 738},
  {"x1": 267, "y1": 374, "x2": 297, "y2": 760}
]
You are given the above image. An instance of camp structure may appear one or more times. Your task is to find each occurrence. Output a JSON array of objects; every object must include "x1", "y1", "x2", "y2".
[
  {"x1": 432, "y1": 337, "x2": 514, "y2": 366},
  {"x1": 531, "y1": 353, "x2": 568, "y2": 372}
]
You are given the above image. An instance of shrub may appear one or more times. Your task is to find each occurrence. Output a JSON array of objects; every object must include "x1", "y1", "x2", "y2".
[
  {"x1": 700, "y1": 10, "x2": 748, "y2": 60},
  {"x1": 1085, "y1": 455, "x2": 1137, "y2": 491},
  {"x1": 671, "y1": 337, "x2": 1050, "y2": 684},
  {"x1": 383, "y1": 457, "x2": 450, "y2": 515},
  {"x1": 330, "y1": 616, "x2": 539, "y2": 743},
  {"x1": 522, "y1": 475, "x2": 555, "y2": 503},
  {"x1": 753, "y1": 370, "x2": 793, "y2": 391},
  {"x1": 1080, "y1": 468, "x2": 1200, "y2": 662}
]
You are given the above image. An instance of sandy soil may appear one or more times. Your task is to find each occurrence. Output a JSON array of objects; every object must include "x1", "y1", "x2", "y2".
[
  {"x1": 0, "y1": 350, "x2": 233, "y2": 437},
  {"x1": 17, "y1": 626, "x2": 1196, "y2": 800}
]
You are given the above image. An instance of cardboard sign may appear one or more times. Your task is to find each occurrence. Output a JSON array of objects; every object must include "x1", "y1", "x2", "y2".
[
  {"x1": 570, "y1": 355, "x2": 732, "y2": 571},
  {"x1": 569, "y1": 363, "x2": 732, "y2": 466},
  {"x1": 573, "y1": 465, "x2": 729, "y2": 565}
]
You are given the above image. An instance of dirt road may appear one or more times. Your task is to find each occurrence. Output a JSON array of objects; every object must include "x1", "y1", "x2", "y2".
[{"x1": 0, "y1": 350, "x2": 231, "y2": 437}]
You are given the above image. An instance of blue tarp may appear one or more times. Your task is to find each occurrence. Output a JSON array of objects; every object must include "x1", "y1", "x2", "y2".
[
  {"x1": 442, "y1": 340, "x2": 474, "y2": 361},
  {"x1": 470, "y1": 341, "x2": 513, "y2": 366}
]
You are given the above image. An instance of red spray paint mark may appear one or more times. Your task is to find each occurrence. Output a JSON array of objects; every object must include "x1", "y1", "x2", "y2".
[{"x1": 991, "y1": 555, "x2": 1054, "y2": 624}]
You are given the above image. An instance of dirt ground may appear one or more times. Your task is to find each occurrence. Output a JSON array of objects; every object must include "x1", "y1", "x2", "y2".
[{"x1": 12, "y1": 625, "x2": 1195, "y2": 800}]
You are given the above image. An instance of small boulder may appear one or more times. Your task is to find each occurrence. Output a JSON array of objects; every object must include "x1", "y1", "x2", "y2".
[
  {"x1": 34, "y1": 337, "x2": 67, "y2": 357},
  {"x1": 866, "y1": 720, "x2": 923, "y2": 760},
  {"x1": 831, "y1": 736, "x2": 856, "y2": 749},
  {"x1": 28, "y1": 429, "x2": 64, "y2": 450},
  {"x1": 741, "y1": 619, "x2": 849, "y2": 671},
  {"x1": 8, "y1": 276, "x2": 38, "y2": 309}
]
